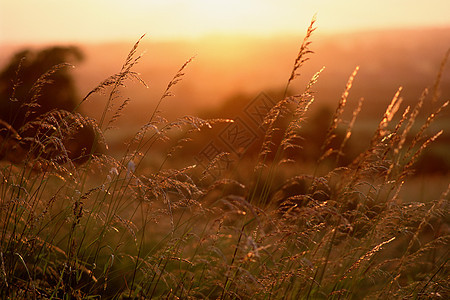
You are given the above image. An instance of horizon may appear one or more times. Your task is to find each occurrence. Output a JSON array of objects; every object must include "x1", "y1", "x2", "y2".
[
  {"x1": 1, "y1": 25, "x2": 449, "y2": 56},
  {"x1": 1, "y1": 27, "x2": 445, "y2": 125}
]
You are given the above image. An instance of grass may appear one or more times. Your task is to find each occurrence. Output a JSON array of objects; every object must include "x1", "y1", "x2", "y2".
[{"x1": 0, "y1": 19, "x2": 449, "y2": 299}]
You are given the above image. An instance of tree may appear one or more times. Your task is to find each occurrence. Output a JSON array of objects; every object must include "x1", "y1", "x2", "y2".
[{"x1": 0, "y1": 46, "x2": 100, "y2": 163}]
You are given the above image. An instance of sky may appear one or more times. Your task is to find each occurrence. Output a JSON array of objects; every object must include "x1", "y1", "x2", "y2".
[{"x1": 1, "y1": 0, "x2": 450, "y2": 44}]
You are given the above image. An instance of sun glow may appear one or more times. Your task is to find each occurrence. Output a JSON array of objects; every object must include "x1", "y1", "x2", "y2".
[
  {"x1": 0, "y1": 0, "x2": 450, "y2": 44},
  {"x1": 188, "y1": 0, "x2": 263, "y2": 33}
]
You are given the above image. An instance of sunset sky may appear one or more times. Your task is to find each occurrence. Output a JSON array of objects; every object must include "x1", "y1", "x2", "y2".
[{"x1": 1, "y1": 0, "x2": 450, "y2": 44}]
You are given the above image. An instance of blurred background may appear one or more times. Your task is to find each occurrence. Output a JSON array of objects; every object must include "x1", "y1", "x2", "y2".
[{"x1": 1, "y1": 0, "x2": 449, "y2": 177}]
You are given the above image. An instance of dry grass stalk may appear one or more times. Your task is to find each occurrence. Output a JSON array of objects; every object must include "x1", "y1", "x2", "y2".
[
  {"x1": 200, "y1": 152, "x2": 231, "y2": 182},
  {"x1": 126, "y1": 56, "x2": 196, "y2": 164},
  {"x1": 402, "y1": 129, "x2": 443, "y2": 176},
  {"x1": 404, "y1": 184, "x2": 449, "y2": 257},
  {"x1": 320, "y1": 66, "x2": 360, "y2": 161},
  {"x1": 80, "y1": 35, "x2": 147, "y2": 106},
  {"x1": 383, "y1": 105, "x2": 411, "y2": 178},
  {"x1": 340, "y1": 236, "x2": 396, "y2": 280},
  {"x1": 370, "y1": 86, "x2": 403, "y2": 148},
  {"x1": 281, "y1": 66, "x2": 325, "y2": 153},
  {"x1": 148, "y1": 56, "x2": 196, "y2": 125},
  {"x1": 24, "y1": 63, "x2": 74, "y2": 121},
  {"x1": 431, "y1": 48, "x2": 450, "y2": 104},
  {"x1": 405, "y1": 100, "x2": 449, "y2": 158},
  {"x1": 346, "y1": 87, "x2": 404, "y2": 183},
  {"x1": 397, "y1": 88, "x2": 427, "y2": 153},
  {"x1": 337, "y1": 97, "x2": 364, "y2": 164},
  {"x1": 256, "y1": 15, "x2": 318, "y2": 171},
  {"x1": 284, "y1": 15, "x2": 317, "y2": 97}
]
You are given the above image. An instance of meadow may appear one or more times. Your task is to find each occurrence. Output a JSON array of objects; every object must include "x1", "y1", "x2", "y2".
[{"x1": 0, "y1": 19, "x2": 449, "y2": 299}]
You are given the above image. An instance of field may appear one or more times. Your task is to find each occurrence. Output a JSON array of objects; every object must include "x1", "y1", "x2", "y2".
[{"x1": 0, "y1": 20, "x2": 449, "y2": 299}]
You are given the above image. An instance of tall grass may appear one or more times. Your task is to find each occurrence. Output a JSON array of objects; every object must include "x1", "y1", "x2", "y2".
[{"x1": 0, "y1": 21, "x2": 449, "y2": 299}]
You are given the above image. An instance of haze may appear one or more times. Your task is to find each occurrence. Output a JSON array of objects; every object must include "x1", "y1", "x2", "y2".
[
  {"x1": 1, "y1": 0, "x2": 450, "y2": 44},
  {"x1": 1, "y1": 0, "x2": 449, "y2": 127}
]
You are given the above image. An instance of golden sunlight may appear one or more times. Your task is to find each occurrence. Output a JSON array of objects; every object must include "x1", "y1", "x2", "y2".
[
  {"x1": 0, "y1": 1, "x2": 449, "y2": 297},
  {"x1": 1, "y1": 0, "x2": 450, "y2": 44},
  {"x1": 187, "y1": 0, "x2": 263, "y2": 33}
]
